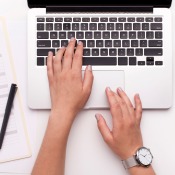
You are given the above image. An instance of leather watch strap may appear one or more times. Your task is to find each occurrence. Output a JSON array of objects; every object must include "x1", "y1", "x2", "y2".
[{"x1": 122, "y1": 156, "x2": 139, "y2": 169}]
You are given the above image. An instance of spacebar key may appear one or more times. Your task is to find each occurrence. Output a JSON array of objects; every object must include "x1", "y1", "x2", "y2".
[
  {"x1": 144, "y1": 49, "x2": 163, "y2": 56},
  {"x1": 83, "y1": 57, "x2": 117, "y2": 66}
]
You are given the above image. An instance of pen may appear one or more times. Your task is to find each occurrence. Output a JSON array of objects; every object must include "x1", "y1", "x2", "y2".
[{"x1": 0, "y1": 84, "x2": 18, "y2": 149}]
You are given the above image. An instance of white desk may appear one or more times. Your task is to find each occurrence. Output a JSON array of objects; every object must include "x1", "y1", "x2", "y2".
[{"x1": 0, "y1": 1, "x2": 175, "y2": 174}]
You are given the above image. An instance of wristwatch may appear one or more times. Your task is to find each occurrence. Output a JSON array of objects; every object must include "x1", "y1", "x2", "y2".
[{"x1": 122, "y1": 147, "x2": 153, "y2": 169}]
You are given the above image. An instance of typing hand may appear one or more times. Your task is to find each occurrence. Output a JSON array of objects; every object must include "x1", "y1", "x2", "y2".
[
  {"x1": 47, "y1": 38, "x2": 93, "y2": 120},
  {"x1": 96, "y1": 87, "x2": 143, "y2": 160}
]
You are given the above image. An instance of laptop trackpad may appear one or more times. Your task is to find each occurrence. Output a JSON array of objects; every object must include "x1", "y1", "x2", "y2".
[{"x1": 84, "y1": 70, "x2": 125, "y2": 109}]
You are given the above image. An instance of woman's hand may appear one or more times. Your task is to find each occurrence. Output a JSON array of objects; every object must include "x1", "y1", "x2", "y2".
[
  {"x1": 47, "y1": 38, "x2": 93, "y2": 120},
  {"x1": 96, "y1": 87, "x2": 143, "y2": 160}
]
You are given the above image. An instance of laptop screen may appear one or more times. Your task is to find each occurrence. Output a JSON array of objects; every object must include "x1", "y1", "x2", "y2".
[{"x1": 28, "y1": 0, "x2": 172, "y2": 8}]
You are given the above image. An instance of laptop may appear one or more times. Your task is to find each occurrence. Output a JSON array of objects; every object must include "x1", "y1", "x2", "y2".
[{"x1": 27, "y1": 0, "x2": 173, "y2": 109}]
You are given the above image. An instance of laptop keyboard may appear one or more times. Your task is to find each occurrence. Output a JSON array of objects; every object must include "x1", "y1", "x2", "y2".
[{"x1": 36, "y1": 17, "x2": 163, "y2": 66}]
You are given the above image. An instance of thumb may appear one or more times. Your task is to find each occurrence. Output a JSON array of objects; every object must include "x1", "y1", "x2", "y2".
[{"x1": 95, "y1": 114, "x2": 113, "y2": 145}]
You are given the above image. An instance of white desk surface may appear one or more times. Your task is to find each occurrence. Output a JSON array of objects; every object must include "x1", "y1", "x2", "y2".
[{"x1": 0, "y1": 1, "x2": 175, "y2": 175}]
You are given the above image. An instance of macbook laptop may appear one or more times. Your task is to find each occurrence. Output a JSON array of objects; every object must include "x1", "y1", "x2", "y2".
[{"x1": 27, "y1": 0, "x2": 173, "y2": 109}]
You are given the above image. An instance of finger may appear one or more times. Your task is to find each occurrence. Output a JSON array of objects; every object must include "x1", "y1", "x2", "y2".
[
  {"x1": 95, "y1": 114, "x2": 113, "y2": 145},
  {"x1": 106, "y1": 87, "x2": 123, "y2": 122},
  {"x1": 117, "y1": 88, "x2": 134, "y2": 115},
  {"x1": 47, "y1": 51, "x2": 54, "y2": 84},
  {"x1": 72, "y1": 41, "x2": 83, "y2": 72},
  {"x1": 82, "y1": 65, "x2": 93, "y2": 96},
  {"x1": 53, "y1": 47, "x2": 66, "y2": 74},
  {"x1": 134, "y1": 94, "x2": 142, "y2": 124},
  {"x1": 62, "y1": 38, "x2": 76, "y2": 70}
]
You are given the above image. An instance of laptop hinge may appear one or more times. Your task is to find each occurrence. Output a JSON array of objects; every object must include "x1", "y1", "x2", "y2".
[{"x1": 46, "y1": 6, "x2": 153, "y2": 13}]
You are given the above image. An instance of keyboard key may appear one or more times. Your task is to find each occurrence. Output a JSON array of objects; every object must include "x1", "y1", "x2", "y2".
[
  {"x1": 52, "y1": 40, "x2": 60, "y2": 47},
  {"x1": 90, "y1": 23, "x2": 97, "y2": 30},
  {"x1": 37, "y1": 32, "x2": 49, "y2": 39},
  {"x1": 145, "y1": 18, "x2": 153, "y2": 22},
  {"x1": 111, "y1": 32, "x2": 119, "y2": 39},
  {"x1": 136, "y1": 18, "x2": 144, "y2": 22},
  {"x1": 92, "y1": 49, "x2": 99, "y2": 56},
  {"x1": 61, "y1": 40, "x2": 69, "y2": 47},
  {"x1": 63, "y1": 23, "x2": 71, "y2": 30},
  {"x1": 68, "y1": 32, "x2": 75, "y2": 39},
  {"x1": 46, "y1": 23, "x2": 53, "y2": 30},
  {"x1": 140, "y1": 40, "x2": 147, "y2": 47},
  {"x1": 37, "y1": 23, "x2": 44, "y2": 30},
  {"x1": 118, "y1": 57, "x2": 128, "y2": 65},
  {"x1": 76, "y1": 32, "x2": 84, "y2": 39},
  {"x1": 50, "y1": 32, "x2": 57, "y2": 39},
  {"x1": 64, "y1": 18, "x2": 72, "y2": 22},
  {"x1": 37, "y1": 40, "x2": 51, "y2": 47},
  {"x1": 37, "y1": 57, "x2": 45, "y2": 66},
  {"x1": 131, "y1": 40, "x2": 139, "y2": 47},
  {"x1": 155, "y1": 61, "x2": 163, "y2": 65},
  {"x1": 96, "y1": 40, "x2": 104, "y2": 47},
  {"x1": 151, "y1": 23, "x2": 162, "y2": 30},
  {"x1": 138, "y1": 61, "x2": 145, "y2": 66},
  {"x1": 94, "y1": 32, "x2": 101, "y2": 39},
  {"x1": 129, "y1": 57, "x2": 137, "y2": 65},
  {"x1": 78, "y1": 40, "x2": 86, "y2": 47},
  {"x1": 116, "y1": 23, "x2": 123, "y2": 30},
  {"x1": 127, "y1": 49, "x2": 134, "y2": 56},
  {"x1": 101, "y1": 49, "x2": 108, "y2": 56},
  {"x1": 37, "y1": 49, "x2": 55, "y2": 56},
  {"x1": 114, "y1": 40, "x2": 121, "y2": 47},
  {"x1": 119, "y1": 18, "x2": 126, "y2": 22},
  {"x1": 107, "y1": 23, "x2": 114, "y2": 30},
  {"x1": 55, "y1": 18, "x2": 63, "y2": 22},
  {"x1": 128, "y1": 18, "x2": 135, "y2": 22},
  {"x1": 142, "y1": 23, "x2": 149, "y2": 30},
  {"x1": 135, "y1": 48, "x2": 143, "y2": 56},
  {"x1": 109, "y1": 17, "x2": 117, "y2": 22},
  {"x1": 118, "y1": 49, "x2": 125, "y2": 56},
  {"x1": 109, "y1": 49, "x2": 117, "y2": 56},
  {"x1": 155, "y1": 32, "x2": 163, "y2": 39},
  {"x1": 59, "y1": 32, "x2": 66, "y2": 39},
  {"x1": 54, "y1": 23, "x2": 62, "y2": 30},
  {"x1": 149, "y1": 40, "x2": 162, "y2": 47},
  {"x1": 87, "y1": 40, "x2": 95, "y2": 47},
  {"x1": 133, "y1": 23, "x2": 141, "y2": 30},
  {"x1": 146, "y1": 32, "x2": 154, "y2": 39},
  {"x1": 85, "y1": 32, "x2": 93, "y2": 39},
  {"x1": 83, "y1": 57, "x2": 117, "y2": 66},
  {"x1": 73, "y1": 18, "x2": 81, "y2": 22},
  {"x1": 124, "y1": 23, "x2": 132, "y2": 30},
  {"x1": 129, "y1": 32, "x2": 136, "y2": 39},
  {"x1": 138, "y1": 32, "x2": 145, "y2": 39},
  {"x1": 100, "y1": 18, "x2": 108, "y2": 22},
  {"x1": 46, "y1": 18, "x2": 54, "y2": 22},
  {"x1": 103, "y1": 32, "x2": 110, "y2": 39},
  {"x1": 81, "y1": 23, "x2": 88, "y2": 30},
  {"x1": 147, "y1": 57, "x2": 154, "y2": 62},
  {"x1": 105, "y1": 40, "x2": 112, "y2": 47},
  {"x1": 37, "y1": 18, "x2": 45, "y2": 22},
  {"x1": 98, "y1": 23, "x2": 106, "y2": 30},
  {"x1": 155, "y1": 18, "x2": 163, "y2": 22},
  {"x1": 144, "y1": 49, "x2": 163, "y2": 56},
  {"x1": 147, "y1": 61, "x2": 154, "y2": 66},
  {"x1": 122, "y1": 40, "x2": 130, "y2": 47},
  {"x1": 83, "y1": 49, "x2": 90, "y2": 56},
  {"x1": 91, "y1": 18, "x2": 99, "y2": 22},
  {"x1": 72, "y1": 23, "x2": 79, "y2": 30},
  {"x1": 82, "y1": 18, "x2": 90, "y2": 22},
  {"x1": 120, "y1": 32, "x2": 128, "y2": 39}
]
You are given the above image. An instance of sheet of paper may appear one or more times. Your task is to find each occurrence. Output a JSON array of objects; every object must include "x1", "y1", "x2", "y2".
[{"x1": 0, "y1": 17, "x2": 31, "y2": 163}]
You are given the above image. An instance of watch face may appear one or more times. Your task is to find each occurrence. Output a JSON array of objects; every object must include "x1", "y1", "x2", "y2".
[{"x1": 136, "y1": 147, "x2": 153, "y2": 166}]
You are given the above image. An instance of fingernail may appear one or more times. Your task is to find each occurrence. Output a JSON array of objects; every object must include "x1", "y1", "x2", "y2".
[
  {"x1": 136, "y1": 93, "x2": 140, "y2": 98},
  {"x1": 48, "y1": 51, "x2": 53, "y2": 56},
  {"x1": 95, "y1": 114, "x2": 100, "y2": 121},
  {"x1": 61, "y1": 46, "x2": 65, "y2": 49},
  {"x1": 118, "y1": 87, "x2": 123, "y2": 92},
  {"x1": 70, "y1": 37, "x2": 75, "y2": 41},
  {"x1": 107, "y1": 87, "x2": 111, "y2": 92},
  {"x1": 88, "y1": 65, "x2": 92, "y2": 71},
  {"x1": 78, "y1": 41, "x2": 82, "y2": 45}
]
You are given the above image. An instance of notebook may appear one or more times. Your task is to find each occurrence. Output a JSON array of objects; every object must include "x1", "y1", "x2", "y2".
[
  {"x1": 27, "y1": 0, "x2": 173, "y2": 109},
  {"x1": 0, "y1": 17, "x2": 31, "y2": 163}
]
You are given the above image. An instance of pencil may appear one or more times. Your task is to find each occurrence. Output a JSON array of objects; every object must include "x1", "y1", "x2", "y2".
[{"x1": 0, "y1": 84, "x2": 18, "y2": 149}]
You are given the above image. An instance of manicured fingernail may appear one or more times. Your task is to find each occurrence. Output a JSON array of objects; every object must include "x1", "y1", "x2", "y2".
[
  {"x1": 107, "y1": 87, "x2": 111, "y2": 92},
  {"x1": 70, "y1": 37, "x2": 75, "y2": 41},
  {"x1": 95, "y1": 114, "x2": 100, "y2": 121},
  {"x1": 78, "y1": 41, "x2": 82, "y2": 45},
  {"x1": 118, "y1": 87, "x2": 123, "y2": 92},
  {"x1": 88, "y1": 65, "x2": 92, "y2": 71}
]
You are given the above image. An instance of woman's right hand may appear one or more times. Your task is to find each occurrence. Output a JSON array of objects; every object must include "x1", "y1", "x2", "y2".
[{"x1": 95, "y1": 87, "x2": 143, "y2": 160}]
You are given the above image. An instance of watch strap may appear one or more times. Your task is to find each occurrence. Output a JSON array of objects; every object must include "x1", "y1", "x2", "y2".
[{"x1": 122, "y1": 156, "x2": 139, "y2": 169}]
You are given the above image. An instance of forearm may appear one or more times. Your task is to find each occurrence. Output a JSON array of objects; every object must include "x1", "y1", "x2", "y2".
[
  {"x1": 128, "y1": 165, "x2": 156, "y2": 175},
  {"x1": 32, "y1": 110, "x2": 74, "y2": 175}
]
